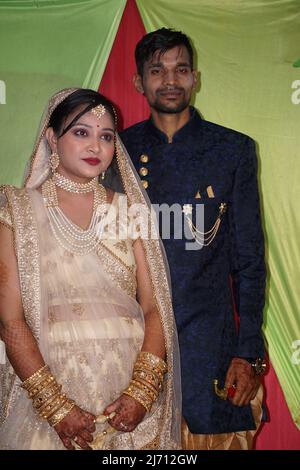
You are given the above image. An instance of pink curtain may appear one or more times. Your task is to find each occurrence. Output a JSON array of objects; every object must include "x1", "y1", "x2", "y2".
[{"x1": 99, "y1": 0, "x2": 300, "y2": 450}]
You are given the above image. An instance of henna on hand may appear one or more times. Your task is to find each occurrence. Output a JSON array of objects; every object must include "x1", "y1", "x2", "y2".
[
  {"x1": 54, "y1": 406, "x2": 96, "y2": 450},
  {"x1": 105, "y1": 394, "x2": 146, "y2": 432}
]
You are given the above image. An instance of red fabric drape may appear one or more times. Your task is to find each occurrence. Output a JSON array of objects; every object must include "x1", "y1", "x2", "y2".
[
  {"x1": 99, "y1": 0, "x2": 148, "y2": 130},
  {"x1": 99, "y1": 0, "x2": 300, "y2": 449},
  {"x1": 255, "y1": 363, "x2": 300, "y2": 449}
]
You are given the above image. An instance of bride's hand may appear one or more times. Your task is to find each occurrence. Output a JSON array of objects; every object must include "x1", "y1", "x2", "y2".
[
  {"x1": 54, "y1": 405, "x2": 96, "y2": 450},
  {"x1": 103, "y1": 394, "x2": 146, "y2": 433}
]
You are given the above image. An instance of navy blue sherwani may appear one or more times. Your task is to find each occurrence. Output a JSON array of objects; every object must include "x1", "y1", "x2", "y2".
[{"x1": 120, "y1": 107, "x2": 266, "y2": 434}]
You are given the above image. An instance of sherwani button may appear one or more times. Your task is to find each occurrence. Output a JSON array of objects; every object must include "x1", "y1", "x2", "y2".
[
  {"x1": 139, "y1": 167, "x2": 148, "y2": 177},
  {"x1": 140, "y1": 154, "x2": 149, "y2": 163}
]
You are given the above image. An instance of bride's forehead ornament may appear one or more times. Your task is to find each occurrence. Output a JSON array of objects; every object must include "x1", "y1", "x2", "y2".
[{"x1": 91, "y1": 104, "x2": 106, "y2": 120}]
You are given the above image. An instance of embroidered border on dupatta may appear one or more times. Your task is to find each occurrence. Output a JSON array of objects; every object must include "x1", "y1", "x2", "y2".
[
  {"x1": 96, "y1": 242, "x2": 137, "y2": 298},
  {"x1": 0, "y1": 187, "x2": 41, "y2": 424},
  {"x1": 0, "y1": 187, "x2": 12, "y2": 229}
]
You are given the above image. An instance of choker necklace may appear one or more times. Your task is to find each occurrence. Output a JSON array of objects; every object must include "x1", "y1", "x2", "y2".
[
  {"x1": 42, "y1": 174, "x2": 108, "y2": 255},
  {"x1": 53, "y1": 172, "x2": 98, "y2": 194}
]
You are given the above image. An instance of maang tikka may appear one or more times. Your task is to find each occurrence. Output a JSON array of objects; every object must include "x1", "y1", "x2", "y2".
[
  {"x1": 91, "y1": 103, "x2": 118, "y2": 129},
  {"x1": 91, "y1": 104, "x2": 106, "y2": 120}
]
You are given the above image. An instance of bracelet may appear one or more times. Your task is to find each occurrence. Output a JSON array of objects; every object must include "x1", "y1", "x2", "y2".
[
  {"x1": 123, "y1": 352, "x2": 168, "y2": 412},
  {"x1": 123, "y1": 385, "x2": 152, "y2": 412},
  {"x1": 22, "y1": 365, "x2": 50, "y2": 391},
  {"x1": 48, "y1": 400, "x2": 75, "y2": 427},
  {"x1": 22, "y1": 365, "x2": 75, "y2": 427}
]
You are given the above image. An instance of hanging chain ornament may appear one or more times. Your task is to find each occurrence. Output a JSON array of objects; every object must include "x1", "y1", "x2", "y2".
[{"x1": 183, "y1": 202, "x2": 227, "y2": 246}]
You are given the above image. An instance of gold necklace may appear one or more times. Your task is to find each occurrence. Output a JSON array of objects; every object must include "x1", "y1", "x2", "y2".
[{"x1": 53, "y1": 172, "x2": 98, "y2": 194}]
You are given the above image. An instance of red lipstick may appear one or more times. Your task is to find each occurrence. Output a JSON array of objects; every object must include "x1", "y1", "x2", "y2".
[{"x1": 83, "y1": 158, "x2": 100, "y2": 166}]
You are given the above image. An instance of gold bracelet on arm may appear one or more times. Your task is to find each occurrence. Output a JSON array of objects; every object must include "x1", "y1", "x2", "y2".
[
  {"x1": 22, "y1": 365, "x2": 75, "y2": 426},
  {"x1": 123, "y1": 351, "x2": 167, "y2": 412}
]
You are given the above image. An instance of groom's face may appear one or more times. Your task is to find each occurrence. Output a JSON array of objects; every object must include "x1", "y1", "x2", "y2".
[{"x1": 134, "y1": 45, "x2": 197, "y2": 114}]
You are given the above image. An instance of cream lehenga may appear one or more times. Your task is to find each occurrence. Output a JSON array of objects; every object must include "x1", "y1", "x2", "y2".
[{"x1": 0, "y1": 89, "x2": 181, "y2": 450}]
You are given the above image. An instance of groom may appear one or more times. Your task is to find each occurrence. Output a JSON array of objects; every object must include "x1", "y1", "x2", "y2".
[{"x1": 120, "y1": 27, "x2": 266, "y2": 449}]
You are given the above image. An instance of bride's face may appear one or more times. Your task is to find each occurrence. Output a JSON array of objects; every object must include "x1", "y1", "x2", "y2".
[{"x1": 47, "y1": 106, "x2": 115, "y2": 183}]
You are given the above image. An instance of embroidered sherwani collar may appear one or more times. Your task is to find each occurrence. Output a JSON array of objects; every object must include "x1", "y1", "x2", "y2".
[{"x1": 145, "y1": 106, "x2": 203, "y2": 144}]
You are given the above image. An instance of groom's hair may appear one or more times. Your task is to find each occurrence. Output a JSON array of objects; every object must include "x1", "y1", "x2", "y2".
[{"x1": 135, "y1": 28, "x2": 194, "y2": 77}]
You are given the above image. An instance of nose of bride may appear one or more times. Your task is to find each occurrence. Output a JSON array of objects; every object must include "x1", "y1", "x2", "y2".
[{"x1": 88, "y1": 142, "x2": 100, "y2": 154}]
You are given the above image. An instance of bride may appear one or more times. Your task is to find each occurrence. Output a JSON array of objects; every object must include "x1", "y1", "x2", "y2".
[{"x1": 0, "y1": 88, "x2": 181, "y2": 450}]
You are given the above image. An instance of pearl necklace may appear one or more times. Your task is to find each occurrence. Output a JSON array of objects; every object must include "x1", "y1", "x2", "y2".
[{"x1": 42, "y1": 174, "x2": 108, "y2": 255}]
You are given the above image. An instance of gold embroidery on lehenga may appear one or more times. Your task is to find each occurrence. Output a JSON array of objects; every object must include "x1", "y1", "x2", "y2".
[
  {"x1": 72, "y1": 304, "x2": 85, "y2": 317},
  {"x1": 62, "y1": 250, "x2": 74, "y2": 262},
  {"x1": 113, "y1": 240, "x2": 129, "y2": 254},
  {"x1": 140, "y1": 435, "x2": 160, "y2": 449},
  {"x1": 45, "y1": 260, "x2": 57, "y2": 274},
  {"x1": 48, "y1": 307, "x2": 56, "y2": 324},
  {"x1": 78, "y1": 354, "x2": 88, "y2": 365}
]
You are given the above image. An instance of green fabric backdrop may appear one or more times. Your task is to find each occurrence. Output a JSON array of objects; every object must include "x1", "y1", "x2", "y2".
[
  {"x1": 136, "y1": 0, "x2": 300, "y2": 428},
  {"x1": 0, "y1": 0, "x2": 126, "y2": 185}
]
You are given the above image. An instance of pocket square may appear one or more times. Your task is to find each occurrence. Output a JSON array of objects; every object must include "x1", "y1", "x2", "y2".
[
  {"x1": 206, "y1": 185, "x2": 215, "y2": 198},
  {"x1": 194, "y1": 186, "x2": 215, "y2": 199}
]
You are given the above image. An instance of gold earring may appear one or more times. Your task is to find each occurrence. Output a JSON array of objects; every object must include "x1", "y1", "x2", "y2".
[
  {"x1": 101, "y1": 171, "x2": 106, "y2": 181},
  {"x1": 50, "y1": 152, "x2": 60, "y2": 172}
]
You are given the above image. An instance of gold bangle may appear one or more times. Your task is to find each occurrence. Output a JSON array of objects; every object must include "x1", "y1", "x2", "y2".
[
  {"x1": 32, "y1": 383, "x2": 62, "y2": 410},
  {"x1": 39, "y1": 393, "x2": 67, "y2": 419},
  {"x1": 137, "y1": 352, "x2": 167, "y2": 374},
  {"x1": 131, "y1": 379, "x2": 159, "y2": 401},
  {"x1": 123, "y1": 389, "x2": 151, "y2": 412},
  {"x1": 22, "y1": 365, "x2": 50, "y2": 391},
  {"x1": 28, "y1": 375, "x2": 55, "y2": 398},
  {"x1": 44, "y1": 395, "x2": 68, "y2": 420},
  {"x1": 124, "y1": 381, "x2": 154, "y2": 411},
  {"x1": 134, "y1": 362, "x2": 165, "y2": 381},
  {"x1": 48, "y1": 400, "x2": 75, "y2": 427},
  {"x1": 133, "y1": 370, "x2": 162, "y2": 391},
  {"x1": 23, "y1": 364, "x2": 77, "y2": 427}
]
